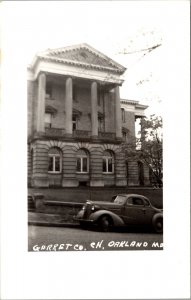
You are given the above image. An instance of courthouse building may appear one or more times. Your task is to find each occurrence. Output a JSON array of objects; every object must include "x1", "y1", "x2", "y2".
[{"x1": 27, "y1": 43, "x2": 149, "y2": 188}]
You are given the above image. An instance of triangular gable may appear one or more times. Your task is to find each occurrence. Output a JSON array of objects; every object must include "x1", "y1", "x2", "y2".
[{"x1": 38, "y1": 43, "x2": 126, "y2": 74}]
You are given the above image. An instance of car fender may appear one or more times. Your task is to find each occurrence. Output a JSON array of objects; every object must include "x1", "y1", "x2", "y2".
[
  {"x1": 89, "y1": 210, "x2": 125, "y2": 226},
  {"x1": 152, "y1": 212, "x2": 163, "y2": 224}
]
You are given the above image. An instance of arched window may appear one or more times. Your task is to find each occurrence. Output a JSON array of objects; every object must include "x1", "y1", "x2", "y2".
[
  {"x1": 76, "y1": 149, "x2": 89, "y2": 173},
  {"x1": 48, "y1": 147, "x2": 62, "y2": 173},
  {"x1": 102, "y1": 150, "x2": 114, "y2": 173}
]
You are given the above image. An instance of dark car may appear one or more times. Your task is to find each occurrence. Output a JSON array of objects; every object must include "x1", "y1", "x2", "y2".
[{"x1": 75, "y1": 194, "x2": 163, "y2": 233}]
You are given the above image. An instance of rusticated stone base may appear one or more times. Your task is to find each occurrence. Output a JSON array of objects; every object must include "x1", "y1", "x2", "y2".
[
  {"x1": 32, "y1": 175, "x2": 49, "y2": 188},
  {"x1": 62, "y1": 179, "x2": 79, "y2": 187},
  {"x1": 90, "y1": 179, "x2": 104, "y2": 187},
  {"x1": 116, "y1": 178, "x2": 128, "y2": 187},
  {"x1": 28, "y1": 139, "x2": 150, "y2": 188},
  {"x1": 128, "y1": 179, "x2": 139, "y2": 186}
]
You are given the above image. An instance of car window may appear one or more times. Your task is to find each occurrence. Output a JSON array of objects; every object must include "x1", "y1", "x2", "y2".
[
  {"x1": 113, "y1": 195, "x2": 127, "y2": 205},
  {"x1": 126, "y1": 198, "x2": 133, "y2": 205},
  {"x1": 132, "y1": 197, "x2": 144, "y2": 206}
]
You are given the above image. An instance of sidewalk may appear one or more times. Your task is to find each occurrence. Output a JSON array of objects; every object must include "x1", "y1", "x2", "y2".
[{"x1": 28, "y1": 212, "x2": 80, "y2": 228}]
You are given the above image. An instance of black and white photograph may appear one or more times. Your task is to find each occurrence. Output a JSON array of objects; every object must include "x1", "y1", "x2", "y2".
[
  {"x1": 28, "y1": 38, "x2": 163, "y2": 252},
  {"x1": 1, "y1": 1, "x2": 190, "y2": 299},
  {"x1": 27, "y1": 5, "x2": 164, "y2": 253}
]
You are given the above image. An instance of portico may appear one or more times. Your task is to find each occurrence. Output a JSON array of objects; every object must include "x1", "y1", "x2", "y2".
[{"x1": 34, "y1": 73, "x2": 123, "y2": 141}]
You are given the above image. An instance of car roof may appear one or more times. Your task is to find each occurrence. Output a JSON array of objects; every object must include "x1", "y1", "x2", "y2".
[{"x1": 115, "y1": 194, "x2": 149, "y2": 199}]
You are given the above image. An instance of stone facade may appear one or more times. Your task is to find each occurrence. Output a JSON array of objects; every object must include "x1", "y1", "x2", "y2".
[{"x1": 28, "y1": 43, "x2": 149, "y2": 188}]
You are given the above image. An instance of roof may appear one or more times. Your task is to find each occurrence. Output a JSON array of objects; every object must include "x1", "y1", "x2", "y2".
[
  {"x1": 29, "y1": 43, "x2": 126, "y2": 74},
  {"x1": 121, "y1": 98, "x2": 148, "y2": 110}
]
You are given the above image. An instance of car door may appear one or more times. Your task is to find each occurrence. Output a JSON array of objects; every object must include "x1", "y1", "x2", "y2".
[{"x1": 123, "y1": 196, "x2": 150, "y2": 225}]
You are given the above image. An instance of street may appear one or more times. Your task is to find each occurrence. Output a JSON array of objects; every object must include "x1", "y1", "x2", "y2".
[{"x1": 28, "y1": 225, "x2": 163, "y2": 251}]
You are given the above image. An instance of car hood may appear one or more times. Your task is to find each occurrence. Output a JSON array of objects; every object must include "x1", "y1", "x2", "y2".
[{"x1": 85, "y1": 200, "x2": 121, "y2": 209}]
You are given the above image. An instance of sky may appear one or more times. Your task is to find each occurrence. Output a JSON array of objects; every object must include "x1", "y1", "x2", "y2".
[{"x1": 1, "y1": 0, "x2": 181, "y2": 117}]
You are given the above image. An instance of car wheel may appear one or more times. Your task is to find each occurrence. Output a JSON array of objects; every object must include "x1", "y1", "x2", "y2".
[
  {"x1": 98, "y1": 215, "x2": 113, "y2": 232},
  {"x1": 153, "y1": 216, "x2": 163, "y2": 233},
  {"x1": 79, "y1": 222, "x2": 88, "y2": 230}
]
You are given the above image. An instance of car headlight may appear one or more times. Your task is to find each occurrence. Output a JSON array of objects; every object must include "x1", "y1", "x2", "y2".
[{"x1": 91, "y1": 205, "x2": 99, "y2": 211}]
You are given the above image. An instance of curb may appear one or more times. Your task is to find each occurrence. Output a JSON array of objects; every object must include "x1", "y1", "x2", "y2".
[{"x1": 28, "y1": 221, "x2": 80, "y2": 228}]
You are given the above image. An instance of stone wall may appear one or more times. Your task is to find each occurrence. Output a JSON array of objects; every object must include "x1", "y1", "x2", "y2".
[
  {"x1": 127, "y1": 161, "x2": 139, "y2": 186},
  {"x1": 29, "y1": 140, "x2": 128, "y2": 187},
  {"x1": 123, "y1": 110, "x2": 136, "y2": 136}
]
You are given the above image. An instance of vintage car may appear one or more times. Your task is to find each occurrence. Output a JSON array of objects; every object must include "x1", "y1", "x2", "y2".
[{"x1": 75, "y1": 194, "x2": 163, "y2": 233}]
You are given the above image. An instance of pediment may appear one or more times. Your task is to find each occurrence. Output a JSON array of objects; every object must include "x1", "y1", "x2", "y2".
[{"x1": 38, "y1": 43, "x2": 126, "y2": 74}]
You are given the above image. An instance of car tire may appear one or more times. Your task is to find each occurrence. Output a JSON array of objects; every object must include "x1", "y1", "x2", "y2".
[
  {"x1": 98, "y1": 215, "x2": 113, "y2": 232},
  {"x1": 79, "y1": 222, "x2": 88, "y2": 230},
  {"x1": 152, "y1": 215, "x2": 163, "y2": 233}
]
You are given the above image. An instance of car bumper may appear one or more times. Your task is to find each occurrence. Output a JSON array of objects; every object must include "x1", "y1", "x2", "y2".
[{"x1": 73, "y1": 217, "x2": 95, "y2": 224}]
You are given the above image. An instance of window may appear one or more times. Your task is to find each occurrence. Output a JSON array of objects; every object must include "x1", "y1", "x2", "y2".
[
  {"x1": 132, "y1": 197, "x2": 144, "y2": 206},
  {"x1": 73, "y1": 85, "x2": 77, "y2": 102},
  {"x1": 98, "y1": 112, "x2": 104, "y2": 132},
  {"x1": 45, "y1": 113, "x2": 52, "y2": 128},
  {"x1": 103, "y1": 150, "x2": 114, "y2": 173},
  {"x1": 48, "y1": 147, "x2": 62, "y2": 173},
  {"x1": 128, "y1": 197, "x2": 149, "y2": 206},
  {"x1": 98, "y1": 86, "x2": 101, "y2": 106},
  {"x1": 46, "y1": 82, "x2": 52, "y2": 99},
  {"x1": 121, "y1": 108, "x2": 125, "y2": 122},
  {"x1": 122, "y1": 131, "x2": 127, "y2": 141},
  {"x1": 76, "y1": 149, "x2": 89, "y2": 173},
  {"x1": 122, "y1": 127, "x2": 129, "y2": 142},
  {"x1": 114, "y1": 195, "x2": 127, "y2": 205},
  {"x1": 72, "y1": 115, "x2": 78, "y2": 131},
  {"x1": 98, "y1": 117, "x2": 104, "y2": 132}
]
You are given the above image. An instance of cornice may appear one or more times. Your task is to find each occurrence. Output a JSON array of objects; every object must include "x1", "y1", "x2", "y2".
[
  {"x1": 29, "y1": 60, "x2": 124, "y2": 85},
  {"x1": 120, "y1": 99, "x2": 139, "y2": 105},
  {"x1": 120, "y1": 99, "x2": 148, "y2": 110},
  {"x1": 135, "y1": 103, "x2": 148, "y2": 110},
  {"x1": 35, "y1": 55, "x2": 124, "y2": 74}
]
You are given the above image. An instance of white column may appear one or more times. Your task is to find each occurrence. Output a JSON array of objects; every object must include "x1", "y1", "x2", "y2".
[
  {"x1": 37, "y1": 73, "x2": 46, "y2": 132},
  {"x1": 115, "y1": 86, "x2": 122, "y2": 139},
  {"x1": 65, "y1": 77, "x2": 73, "y2": 135},
  {"x1": 91, "y1": 81, "x2": 98, "y2": 137}
]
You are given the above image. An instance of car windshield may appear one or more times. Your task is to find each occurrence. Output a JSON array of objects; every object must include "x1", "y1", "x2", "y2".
[{"x1": 113, "y1": 195, "x2": 126, "y2": 205}]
